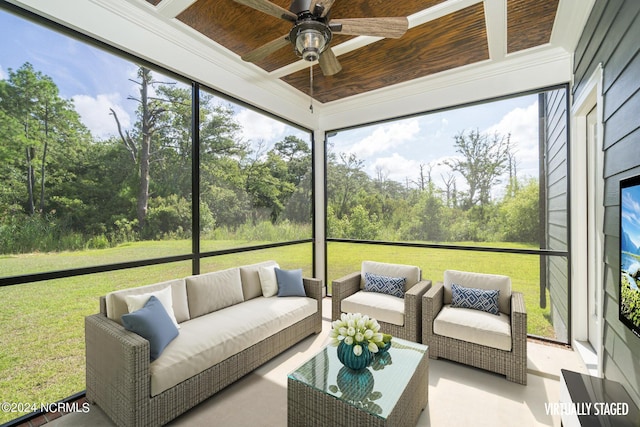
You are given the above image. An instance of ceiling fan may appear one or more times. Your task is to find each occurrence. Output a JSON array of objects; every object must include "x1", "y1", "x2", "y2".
[{"x1": 235, "y1": 0, "x2": 409, "y2": 76}]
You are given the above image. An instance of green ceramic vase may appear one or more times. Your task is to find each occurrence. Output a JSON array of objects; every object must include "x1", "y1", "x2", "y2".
[{"x1": 337, "y1": 341, "x2": 373, "y2": 370}]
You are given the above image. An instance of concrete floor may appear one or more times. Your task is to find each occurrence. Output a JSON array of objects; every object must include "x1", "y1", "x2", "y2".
[{"x1": 45, "y1": 298, "x2": 587, "y2": 427}]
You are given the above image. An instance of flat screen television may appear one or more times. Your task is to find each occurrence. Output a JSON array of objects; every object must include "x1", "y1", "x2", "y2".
[{"x1": 620, "y1": 174, "x2": 640, "y2": 339}]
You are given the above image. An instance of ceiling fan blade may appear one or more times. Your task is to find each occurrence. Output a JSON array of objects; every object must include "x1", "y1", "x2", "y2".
[
  {"x1": 309, "y1": 0, "x2": 335, "y2": 17},
  {"x1": 232, "y1": 0, "x2": 297, "y2": 22},
  {"x1": 331, "y1": 17, "x2": 408, "y2": 38},
  {"x1": 318, "y1": 48, "x2": 342, "y2": 76},
  {"x1": 241, "y1": 35, "x2": 291, "y2": 63}
]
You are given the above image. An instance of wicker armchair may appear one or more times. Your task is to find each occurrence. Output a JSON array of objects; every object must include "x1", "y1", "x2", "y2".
[
  {"x1": 422, "y1": 270, "x2": 527, "y2": 385},
  {"x1": 331, "y1": 261, "x2": 432, "y2": 343}
]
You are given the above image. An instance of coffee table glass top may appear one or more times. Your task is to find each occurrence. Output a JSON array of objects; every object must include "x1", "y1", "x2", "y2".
[{"x1": 288, "y1": 338, "x2": 428, "y2": 419}]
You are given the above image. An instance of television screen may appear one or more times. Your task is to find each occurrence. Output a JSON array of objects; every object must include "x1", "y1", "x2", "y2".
[{"x1": 620, "y1": 175, "x2": 640, "y2": 338}]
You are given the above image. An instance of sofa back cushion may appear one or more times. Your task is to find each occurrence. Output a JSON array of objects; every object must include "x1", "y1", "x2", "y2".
[
  {"x1": 443, "y1": 270, "x2": 512, "y2": 314},
  {"x1": 186, "y1": 267, "x2": 244, "y2": 318},
  {"x1": 360, "y1": 261, "x2": 421, "y2": 291},
  {"x1": 239, "y1": 260, "x2": 279, "y2": 300},
  {"x1": 105, "y1": 278, "x2": 190, "y2": 326}
]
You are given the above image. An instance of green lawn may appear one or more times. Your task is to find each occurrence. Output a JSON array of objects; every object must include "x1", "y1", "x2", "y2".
[{"x1": 0, "y1": 239, "x2": 556, "y2": 423}]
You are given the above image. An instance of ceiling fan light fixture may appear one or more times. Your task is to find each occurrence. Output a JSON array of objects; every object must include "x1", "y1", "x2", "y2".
[
  {"x1": 291, "y1": 20, "x2": 331, "y2": 62},
  {"x1": 296, "y1": 29, "x2": 324, "y2": 61}
]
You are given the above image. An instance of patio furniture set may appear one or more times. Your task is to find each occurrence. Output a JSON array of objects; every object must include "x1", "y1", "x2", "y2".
[{"x1": 85, "y1": 260, "x2": 527, "y2": 427}]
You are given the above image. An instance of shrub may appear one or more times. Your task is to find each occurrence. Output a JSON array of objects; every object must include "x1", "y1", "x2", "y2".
[
  {"x1": 86, "y1": 234, "x2": 110, "y2": 249},
  {"x1": 144, "y1": 195, "x2": 191, "y2": 239}
]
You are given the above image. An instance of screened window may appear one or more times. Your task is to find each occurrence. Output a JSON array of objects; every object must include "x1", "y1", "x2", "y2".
[{"x1": 326, "y1": 90, "x2": 569, "y2": 342}]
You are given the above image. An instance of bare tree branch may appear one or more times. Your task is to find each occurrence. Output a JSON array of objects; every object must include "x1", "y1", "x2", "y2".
[{"x1": 110, "y1": 108, "x2": 137, "y2": 164}]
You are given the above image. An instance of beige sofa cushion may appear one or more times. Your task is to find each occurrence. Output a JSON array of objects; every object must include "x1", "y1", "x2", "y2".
[
  {"x1": 360, "y1": 261, "x2": 421, "y2": 291},
  {"x1": 149, "y1": 295, "x2": 317, "y2": 396},
  {"x1": 434, "y1": 304, "x2": 512, "y2": 351},
  {"x1": 341, "y1": 291, "x2": 405, "y2": 326},
  {"x1": 186, "y1": 268, "x2": 244, "y2": 318},
  {"x1": 444, "y1": 270, "x2": 512, "y2": 315},
  {"x1": 105, "y1": 279, "x2": 190, "y2": 325},
  {"x1": 239, "y1": 260, "x2": 279, "y2": 300}
]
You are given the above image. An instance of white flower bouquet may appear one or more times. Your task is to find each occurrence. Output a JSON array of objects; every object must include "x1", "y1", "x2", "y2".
[{"x1": 329, "y1": 312, "x2": 387, "y2": 356}]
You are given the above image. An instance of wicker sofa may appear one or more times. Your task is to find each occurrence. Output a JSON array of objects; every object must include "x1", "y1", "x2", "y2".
[
  {"x1": 85, "y1": 261, "x2": 322, "y2": 427},
  {"x1": 422, "y1": 269, "x2": 527, "y2": 384}
]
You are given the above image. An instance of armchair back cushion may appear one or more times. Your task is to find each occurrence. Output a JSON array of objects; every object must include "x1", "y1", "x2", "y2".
[
  {"x1": 360, "y1": 261, "x2": 421, "y2": 291},
  {"x1": 443, "y1": 270, "x2": 512, "y2": 315}
]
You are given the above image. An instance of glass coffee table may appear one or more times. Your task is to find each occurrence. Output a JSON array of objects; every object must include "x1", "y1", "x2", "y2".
[{"x1": 287, "y1": 338, "x2": 429, "y2": 427}]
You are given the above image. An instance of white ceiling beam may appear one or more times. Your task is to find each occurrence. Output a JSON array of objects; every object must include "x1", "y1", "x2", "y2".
[
  {"x1": 407, "y1": 0, "x2": 480, "y2": 28},
  {"x1": 155, "y1": 0, "x2": 197, "y2": 18},
  {"x1": 483, "y1": 0, "x2": 506, "y2": 61}
]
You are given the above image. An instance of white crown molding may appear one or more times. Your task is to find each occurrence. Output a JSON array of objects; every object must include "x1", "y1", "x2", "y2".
[{"x1": 319, "y1": 46, "x2": 572, "y2": 130}]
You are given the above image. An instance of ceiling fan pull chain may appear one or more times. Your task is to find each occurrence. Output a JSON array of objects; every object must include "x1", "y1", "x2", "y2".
[{"x1": 309, "y1": 63, "x2": 314, "y2": 113}]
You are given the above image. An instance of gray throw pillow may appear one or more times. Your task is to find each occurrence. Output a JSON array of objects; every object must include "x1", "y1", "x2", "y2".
[{"x1": 275, "y1": 268, "x2": 306, "y2": 297}]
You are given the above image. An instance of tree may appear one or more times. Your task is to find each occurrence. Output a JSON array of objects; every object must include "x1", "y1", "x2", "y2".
[
  {"x1": 444, "y1": 129, "x2": 512, "y2": 208},
  {"x1": 0, "y1": 62, "x2": 91, "y2": 217},
  {"x1": 111, "y1": 67, "x2": 176, "y2": 232},
  {"x1": 245, "y1": 150, "x2": 290, "y2": 222},
  {"x1": 327, "y1": 152, "x2": 368, "y2": 218},
  {"x1": 498, "y1": 178, "x2": 539, "y2": 243},
  {"x1": 270, "y1": 136, "x2": 312, "y2": 223}
]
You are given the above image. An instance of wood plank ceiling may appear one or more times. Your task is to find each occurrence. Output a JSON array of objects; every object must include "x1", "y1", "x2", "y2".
[{"x1": 145, "y1": 0, "x2": 559, "y2": 103}]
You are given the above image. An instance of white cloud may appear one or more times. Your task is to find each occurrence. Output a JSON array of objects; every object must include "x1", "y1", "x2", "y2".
[
  {"x1": 235, "y1": 108, "x2": 286, "y2": 146},
  {"x1": 485, "y1": 101, "x2": 539, "y2": 178},
  {"x1": 370, "y1": 153, "x2": 466, "y2": 189},
  {"x1": 347, "y1": 119, "x2": 420, "y2": 158},
  {"x1": 72, "y1": 93, "x2": 130, "y2": 140},
  {"x1": 370, "y1": 153, "x2": 420, "y2": 182}
]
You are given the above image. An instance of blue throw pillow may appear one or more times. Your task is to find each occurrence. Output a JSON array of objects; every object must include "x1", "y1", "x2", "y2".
[
  {"x1": 451, "y1": 283, "x2": 500, "y2": 315},
  {"x1": 275, "y1": 268, "x2": 306, "y2": 297},
  {"x1": 121, "y1": 295, "x2": 179, "y2": 360},
  {"x1": 364, "y1": 272, "x2": 405, "y2": 298}
]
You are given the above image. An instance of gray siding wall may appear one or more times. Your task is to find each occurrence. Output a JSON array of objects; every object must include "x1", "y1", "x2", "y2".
[
  {"x1": 573, "y1": 0, "x2": 640, "y2": 406},
  {"x1": 543, "y1": 89, "x2": 570, "y2": 342}
]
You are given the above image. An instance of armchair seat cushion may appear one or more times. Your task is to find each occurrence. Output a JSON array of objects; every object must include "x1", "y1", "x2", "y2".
[
  {"x1": 341, "y1": 291, "x2": 405, "y2": 326},
  {"x1": 433, "y1": 304, "x2": 512, "y2": 351}
]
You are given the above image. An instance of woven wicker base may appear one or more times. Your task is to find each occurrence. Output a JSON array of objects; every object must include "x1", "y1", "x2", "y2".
[{"x1": 287, "y1": 345, "x2": 429, "y2": 427}]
